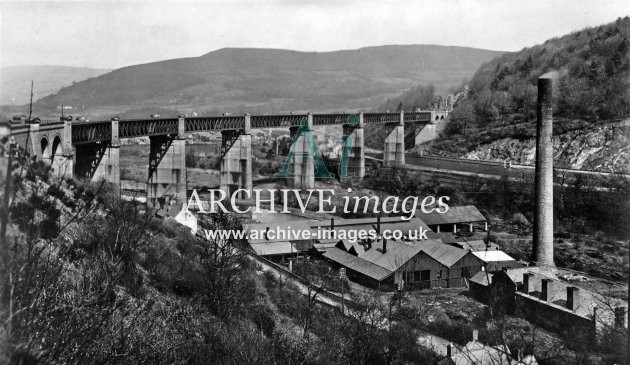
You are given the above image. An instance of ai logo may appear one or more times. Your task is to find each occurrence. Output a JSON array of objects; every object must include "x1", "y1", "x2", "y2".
[{"x1": 275, "y1": 115, "x2": 358, "y2": 179}]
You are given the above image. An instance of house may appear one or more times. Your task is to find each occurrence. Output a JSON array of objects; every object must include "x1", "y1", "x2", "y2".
[
  {"x1": 156, "y1": 203, "x2": 198, "y2": 235},
  {"x1": 417, "y1": 205, "x2": 487, "y2": 233},
  {"x1": 469, "y1": 267, "x2": 628, "y2": 339},
  {"x1": 436, "y1": 330, "x2": 537, "y2": 365},
  {"x1": 322, "y1": 239, "x2": 484, "y2": 290},
  {"x1": 173, "y1": 204, "x2": 198, "y2": 235}
]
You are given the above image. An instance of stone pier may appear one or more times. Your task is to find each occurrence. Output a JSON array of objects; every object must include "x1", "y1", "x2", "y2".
[
  {"x1": 147, "y1": 117, "x2": 187, "y2": 208},
  {"x1": 289, "y1": 113, "x2": 316, "y2": 190},
  {"x1": 383, "y1": 111, "x2": 405, "y2": 167},
  {"x1": 220, "y1": 115, "x2": 253, "y2": 199},
  {"x1": 341, "y1": 113, "x2": 365, "y2": 181},
  {"x1": 51, "y1": 120, "x2": 74, "y2": 179}
]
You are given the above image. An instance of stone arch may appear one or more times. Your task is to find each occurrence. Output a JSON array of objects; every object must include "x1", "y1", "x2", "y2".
[
  {"x1": 435, "y1": 115, "x2": 440, "y2": 121},
  {"x1": 440, "y1": 115, "x2": 445, "y2": 120},
  {"x1": 40, "y1": 136, "x2": 50, "y2": 160},
  {"x1": 51, "y1": 134, "x2": 62, "y2": 157}
]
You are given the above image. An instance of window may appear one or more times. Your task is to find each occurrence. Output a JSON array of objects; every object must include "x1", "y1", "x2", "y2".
[
  {"x1": 421, "y1": 270, "x2": 430, "y2": 282},
  {"x1": 403, "y1": 271, "x2": 413, "y2": 283},
  {"x1": 414, "y1": 271, "x2": 421, "y2": 282}
]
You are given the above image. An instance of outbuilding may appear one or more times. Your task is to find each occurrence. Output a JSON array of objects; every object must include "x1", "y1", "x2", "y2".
[{"x1": 417, "y1": 205, "x2": 488, "y2": 233}]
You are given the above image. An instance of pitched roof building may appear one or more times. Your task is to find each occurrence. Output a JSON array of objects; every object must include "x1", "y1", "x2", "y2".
[
  {"x1": 322, "y1": 239, "x2": 484, "y2": 289},
  {"x1": 469, "y1": 267, "x2": 628, "y2": 339},
  {"x1": 417, "y1": 205, "x2": 488, "y2": 233}
]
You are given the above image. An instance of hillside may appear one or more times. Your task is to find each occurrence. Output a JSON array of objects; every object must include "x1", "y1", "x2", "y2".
[
  {"x1": 427, "y1": 17, "x2": 630, "y2": 167},
  {"x1": 1, "y1": 154, "x2": 446, "y2": 364},
  {"x1": 1, "y1": 65, "x2": 111, "y2": 105},
  {"x1": 34, "y1": 45, "x2": 504, "y2": 115}
]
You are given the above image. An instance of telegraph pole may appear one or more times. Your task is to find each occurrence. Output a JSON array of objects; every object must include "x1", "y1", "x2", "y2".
[{"x1": 28, "y1": 81, "x2": 34, "y2": 121}]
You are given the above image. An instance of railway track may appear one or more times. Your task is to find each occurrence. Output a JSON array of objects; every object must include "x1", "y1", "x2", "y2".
[{"x1": 366, "y1": 152, "x2": 629, "y2": 185}]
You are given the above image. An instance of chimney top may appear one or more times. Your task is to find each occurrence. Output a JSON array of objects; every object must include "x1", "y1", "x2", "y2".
[
  {"x1": 472, "y1": 329, "x2": 478, "y2": 342},
  {"x1": 537, "y1": 77, "x2": 553, "y2": 108},
  {"x1": 447, "y1": 343, "x2": 453, "y2": 358}
]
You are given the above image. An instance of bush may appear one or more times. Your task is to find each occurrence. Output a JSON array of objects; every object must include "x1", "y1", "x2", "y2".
[
  {"x1": 511, "y1": 213, "x2": 530, "y2": 226},
  {"x1": 249, "y1": 304, "x2": 276, "y2": 337},
  {"x1": 25, "y1": 160, "x2": 50, "y2": 182},
  {"x1": 47, "y1": 183, "x2": 76, "y2": 209}
]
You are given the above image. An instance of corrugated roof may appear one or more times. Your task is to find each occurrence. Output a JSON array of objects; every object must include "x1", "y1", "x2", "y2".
[
  {"x1": 417, "y1": 205, "x2": 487, "y2": 226},
  {"x1": 470, "y1": 271, "x2": 493, "y2": 286},
  {"x1": 418, "y1": 240, "x2": 470, "y2": 267},
  {"x1": 245, "y1": 221, "x2": 312, "y2": 244},
  {"x1": 502, "y1": 267, "x2": 550, "y2": 284},
  {"x1": 484, "y1": 260, "x2": 524, "y2": 272},
  {"x1": 426, "y1": 231, "x2": 459, "y2": 244},
  {"x1": 322, "y1": 248, "x2": 393, "y2": 281},
  {"x1": 464, "y1": 240, "x2": 499, "y2": 252},
  {"x1": 348, "y1": 244, "x2": 365, "y2": 256},
  {"x1": 250, "y1": 242, "x2": 294, "y2": 256},
  {"x1": 327, "y1": 239, "x2": 473, "y2": 276},
  {"x1": 310, "y1": 216, "x2": 430, "y2": 229},
  {"x1": 472, "y1": 250, "x2": 517, "y2": 262},
  {"x1": 374, "y1": 217, "x2": 431, "y2": 237},
  {"x1": 336, "y1": 240, "x2": 354, "y2": 251},
  {"x1": 426, "y1": 233, "x2": 499, "y2": 252},
  {"x1": 359, "y1": 240, "x2": 424, "y2": 271},
  {"x1": 333, "y1": 225, "x2": 376, "y2": 236}
]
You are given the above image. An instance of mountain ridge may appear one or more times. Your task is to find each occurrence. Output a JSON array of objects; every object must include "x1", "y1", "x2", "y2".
[
  {"x1": 1, "y1": 65, "x2": 111, "y2": 105},
  {"x1": 32, "y1": 45, "x2": 504, "y2": 115}
]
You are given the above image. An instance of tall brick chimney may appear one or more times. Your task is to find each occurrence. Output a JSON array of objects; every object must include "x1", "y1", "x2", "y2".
[{"x1": 532, "y1": 76, "x2": 556, "y2": 268}]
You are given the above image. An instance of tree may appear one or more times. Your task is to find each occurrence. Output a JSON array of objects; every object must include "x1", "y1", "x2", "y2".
[
  {"x1": 196, "y1": 212, "x2": 252, "y2": 317},
  {"x1": 265, "y1": 148, "x2": 275, "y2": 162}
]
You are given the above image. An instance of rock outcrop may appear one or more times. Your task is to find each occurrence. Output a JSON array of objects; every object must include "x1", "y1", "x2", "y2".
[{"x1": 465, "y1": 120, "x2": 630, "y2": 172}]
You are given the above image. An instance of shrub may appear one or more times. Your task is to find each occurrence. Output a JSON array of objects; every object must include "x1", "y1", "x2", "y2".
[
  {"x1": 249, "y1": 304, "x2": 276, "y2": 337},
  {"x1": 25, "y1": 160, "x2": 50, "y2": 182},
  {"x1": 511, "y1": 213, "x2": 530, "y2": 226}
]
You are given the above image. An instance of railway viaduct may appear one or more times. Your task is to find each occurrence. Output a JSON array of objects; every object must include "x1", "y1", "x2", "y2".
[{"x1": 8, "y1": 110, "x2": 448, "y2": 208}]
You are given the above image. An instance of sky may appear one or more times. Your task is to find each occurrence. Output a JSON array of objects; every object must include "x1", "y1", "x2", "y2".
[{"x1": 1, "y1": 0, "x2": 629, "y2": 69}]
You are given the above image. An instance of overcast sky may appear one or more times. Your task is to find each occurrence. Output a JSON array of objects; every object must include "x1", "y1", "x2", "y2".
[{"x1": 1, "y1": 0, "x2": 629, "y2": 69}]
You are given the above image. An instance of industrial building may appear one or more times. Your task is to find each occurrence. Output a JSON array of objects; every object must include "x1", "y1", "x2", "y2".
[
  {"x1": 416, "y1": 205, "x2": 488, "y2": 233},
  {"x1": 469, "y1": 267, "x2": 628, "y2": 339},
  {"x1": 322, "y1": 238, "x2": 484, "y2": 289}
]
